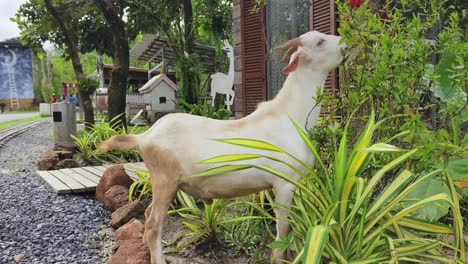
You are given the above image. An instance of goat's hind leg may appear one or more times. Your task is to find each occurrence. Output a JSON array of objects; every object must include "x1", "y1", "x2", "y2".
[
  {"x1": 144, "y1": 174, "x2": 178, "y2": 264},
  {"x1": 272, "y1": 184, "x2": 295, "y2": 264}
]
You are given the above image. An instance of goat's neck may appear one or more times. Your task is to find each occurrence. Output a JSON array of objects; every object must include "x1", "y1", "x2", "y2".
[{"x1": 267, "y1": 69, "x2": 328, "y2": 129}]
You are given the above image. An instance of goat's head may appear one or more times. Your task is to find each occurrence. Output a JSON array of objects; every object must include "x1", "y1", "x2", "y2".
[{"x1": 277, "y1": 31, "x2": 354, "y2": 74}]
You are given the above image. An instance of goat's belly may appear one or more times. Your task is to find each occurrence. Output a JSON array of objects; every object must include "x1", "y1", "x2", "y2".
[{"x1": 178, "y1": 173, "x2": 272, "y2": 200}]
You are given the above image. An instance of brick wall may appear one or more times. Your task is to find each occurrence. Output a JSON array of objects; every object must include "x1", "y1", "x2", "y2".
[{"x1": 233, "y1": 0, "x2": 244, "y2": 119}]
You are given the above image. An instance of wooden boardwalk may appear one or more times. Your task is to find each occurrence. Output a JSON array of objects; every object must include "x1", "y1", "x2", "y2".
[{"x1": 36, "y1": 162, "x2": 148, "y2": 194}]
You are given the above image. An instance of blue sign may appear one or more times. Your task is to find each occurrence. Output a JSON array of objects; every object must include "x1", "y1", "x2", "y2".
[{"x1": 0, "y1": 47, "x2": 34, "y2": 99}]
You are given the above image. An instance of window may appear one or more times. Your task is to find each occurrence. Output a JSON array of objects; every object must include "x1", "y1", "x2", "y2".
[
  {"x1": 266, "y1": 0, "x2": 311, "y2": 99},
  {"x1": 159, "y1": 97, "x2": 167, "y2": 104}
]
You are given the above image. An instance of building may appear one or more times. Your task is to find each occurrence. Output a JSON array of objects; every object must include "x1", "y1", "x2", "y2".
[
  {"x1": 233, "y1": 0, "x2": 338, "y2": 118},
  {"x1": 0, "y1": 38, "x2": 35, "y2": 110}
]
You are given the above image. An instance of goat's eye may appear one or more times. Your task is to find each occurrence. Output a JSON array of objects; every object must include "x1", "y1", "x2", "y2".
[{"x1": 317, "y1": 39, "x2": 326, "y2": 47}]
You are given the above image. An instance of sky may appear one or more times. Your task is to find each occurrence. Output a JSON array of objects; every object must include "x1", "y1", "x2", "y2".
[{"x1": 0, "y1": 0, "x2": 27, "y2": 41}]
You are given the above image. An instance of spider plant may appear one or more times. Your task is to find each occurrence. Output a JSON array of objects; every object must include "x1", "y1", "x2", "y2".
[
  {"x1": 193, "y1": 112, "x2": 465, "y2": 263},
  {"x1": 128, "y1": 169, "x2": 152, "y2": 201},
  {"x1": 166, "y1": 191, "x2": 266, "y2": 253}
]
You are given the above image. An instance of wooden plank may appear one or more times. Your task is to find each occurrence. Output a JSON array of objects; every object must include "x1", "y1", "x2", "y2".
[
  {"x1": 82, "y1": 166, "x2": 105, "y2": 177},
  {"x1": 49, "y1": 170, "x2": 87, "y2": 193},
  {"x1": 94, "y1": 166, "x2": 108, "y2": 172},
  {"x1": 121, "y1": 165, "x2": 139, "y2": 180},
  {"x1": 69, "y1": 168, "x2": 101, "y2": 183},
  {"x1": 124, "y1": 162, "x2": 147, "y2": 171},
  {"x1": 36, "y1": 171, "x2": 72, "y2": 194},
  {"x1": 60, "y1": 169, "x2": 96, "y2": 191},
  {"x1": 133, "y1": 162, "x2": 148, "y2": 170}
]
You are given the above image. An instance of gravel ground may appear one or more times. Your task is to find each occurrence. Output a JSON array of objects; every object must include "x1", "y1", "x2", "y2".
[{"x1": 0, "y1": 121, "x2": 111, "y2": 264}]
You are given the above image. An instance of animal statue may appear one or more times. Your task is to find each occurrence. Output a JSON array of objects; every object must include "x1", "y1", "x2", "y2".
[
  {"x1": 210, "y1": 40, "x2": 235, "y2": 112},
  {"x1": 99, "y1": 31, "x2": 356, "y2": 264}
]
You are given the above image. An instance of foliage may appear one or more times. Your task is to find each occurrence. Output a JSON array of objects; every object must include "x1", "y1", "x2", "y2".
[
  {"x1": 195, "y1": 115, "x2": 465, "y2": 263},
  {"x1": 176, "y1": 98, "x2": 231, "y2": 120},
  {"x1": 72, "y1": 115, "x2": 144, "y2": 164},
  {"x1": 168, "y1": 193, "x2": 227, "y2": 251},
  {"x1": 302, "y1": 0, "x2": 468, "y2": 223},
  {"x1": 77, "y1": 77, "x2": 99, "y2": 94},
  {"x1": 128, "y1": 169, "x2": 152, "y2": 202},
  {"x1": 127, "y1": 0, "x2": 233, "y2": 103},
  {"x1": 166, "y1": 191, "x2": 266, "y2": 253},
  {"x1": 14, "y1": 0, "x2": 114, "y2": 58},
  {"x1": 40, "y1": 84, "x2": 55, "y2": 103},
  {"x1": 221, "y1": 218, "x2": 268, "y2": 262}
]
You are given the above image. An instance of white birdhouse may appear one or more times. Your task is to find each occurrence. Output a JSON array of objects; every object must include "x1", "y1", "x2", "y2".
[{"x1": 139, "y1": 74, "x2": 178, "y2": 113}]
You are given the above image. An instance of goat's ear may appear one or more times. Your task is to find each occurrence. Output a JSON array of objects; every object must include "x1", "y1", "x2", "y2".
[{"x1": 282, "y1": 51, "x2": 304, "y2": 74}]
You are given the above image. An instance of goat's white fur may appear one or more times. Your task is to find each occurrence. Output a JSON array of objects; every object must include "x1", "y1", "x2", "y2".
[{"x1": 99, "y1": 31, "x2": 349, "y2": 264}]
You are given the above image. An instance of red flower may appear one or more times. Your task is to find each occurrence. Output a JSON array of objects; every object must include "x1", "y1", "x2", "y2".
[
  {"x1": 380, "y1": 10, "x2": 389, "y2": 20},
  {"x1": 348, "y1": 0, "x2": 364, "y2": 8}
]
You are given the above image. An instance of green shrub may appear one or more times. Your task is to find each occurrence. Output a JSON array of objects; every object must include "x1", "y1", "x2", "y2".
[
  {"x1": 195, "y1": 115, "x2": 465, "y2": 263},
  {"x1": 72, "y1": 115, "x2": 145, "y2": 164},
  {"x1": 176, "y1": 98, "x2": 231, "y2": 120},
  {"x1": 41, "y1": 84, "x2": 55, "y2": 103},
  {"x1": 128, "y1": 169, "x2": 152, "y2": 202},
  {"x1": 77, "y1": 77, "x2": 99, "y2": 94}
]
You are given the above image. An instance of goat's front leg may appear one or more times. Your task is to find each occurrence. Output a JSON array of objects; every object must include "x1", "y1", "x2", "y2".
[
  {"x1": 144, "y1": 177, "x2": 178, "y2": 264},
  {"x1": 272, "y1": 184, "x2": 295, "y2": 264}
]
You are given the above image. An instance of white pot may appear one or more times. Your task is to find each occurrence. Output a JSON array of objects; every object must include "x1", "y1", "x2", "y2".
[{"x1": 39, "y1": 103, "x2": 51, "y2": 117}]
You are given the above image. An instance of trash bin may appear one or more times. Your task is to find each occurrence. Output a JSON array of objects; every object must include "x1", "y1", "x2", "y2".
[{"x1": 52, "y1": 102, "x2": 77, "y2": 144}]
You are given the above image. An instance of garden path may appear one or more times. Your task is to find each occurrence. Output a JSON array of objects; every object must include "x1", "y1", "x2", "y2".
[
  {"x1": 0, "y1": 120, "x2": 112, "y2": 264},
  {"x1": 0, "y1": 112, "x2": 39, "y2": 123}
]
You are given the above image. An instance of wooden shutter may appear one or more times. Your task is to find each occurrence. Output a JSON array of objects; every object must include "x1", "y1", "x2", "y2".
[
  {"x1": 310, "y1": 0, "x2": 338, "y2": 94},
  {"x1": 241, "y1": 0, "x2": 266, "y2": 115}
]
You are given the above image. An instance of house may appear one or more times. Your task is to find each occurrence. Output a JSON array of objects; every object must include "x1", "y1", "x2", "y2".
[
  {"x1": 0, "y1": 38, "x2": 35, "y2": 110},
  {"x1": 233, "y1": 0, "x2": 338, "y2": 118},
  {"x1": 232, "y1": 0, "x2": 442, "y2": 118}
]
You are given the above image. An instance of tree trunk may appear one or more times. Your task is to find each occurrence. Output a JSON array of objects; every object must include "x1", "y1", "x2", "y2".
[
  {"x1": 44, "y1": 0, "x2": 95, "y2": 129},
  {"x1": 94, "y1": 0, "x2": 129, "y2": 129},
  {"x1": 183, "y1": 0, "x2": 196, "y2": 104}
]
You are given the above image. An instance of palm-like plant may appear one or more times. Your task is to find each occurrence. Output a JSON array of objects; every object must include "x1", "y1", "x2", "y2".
[
  {"x1": 194, "y1": 112, "x2": 465, "y2": 263},
  {"x1": 72, "y1": 115, "x2": 144, "y2": 164}
]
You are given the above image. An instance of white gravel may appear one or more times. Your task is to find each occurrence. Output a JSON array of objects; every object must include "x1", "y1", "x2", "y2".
[{"x1": 0, "y1": 121, "x2": 111, "y2": 264}]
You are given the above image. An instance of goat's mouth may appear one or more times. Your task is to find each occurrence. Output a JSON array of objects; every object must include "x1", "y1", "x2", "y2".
[{"x1": 342, "y1": 46, "x2": 360, "y2": 63}]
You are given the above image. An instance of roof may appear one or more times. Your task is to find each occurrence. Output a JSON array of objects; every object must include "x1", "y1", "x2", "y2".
[
  {"x1": 130, "y1": 34, "x2": 220, "y2": 72},
  {"x1": 103, "y1": 64, "x2": 148, "y2": 73},
  {"x1": 0, "y1": 38, "x2": 25, "y2": 47},
  {"x1": 139, "y1": 74, "x2": 178, "y2": 94}
]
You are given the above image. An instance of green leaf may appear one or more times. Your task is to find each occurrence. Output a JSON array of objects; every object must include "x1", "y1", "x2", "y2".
[
  {"x1": 215, "y1": 138, "x2": 284, "y2": 152},
  {"x1": 433, "y1": 51, "x2": 468, "y2": 102},
  {"x1": 190, "y1": 165, "x2": 252, "y2": 177},
  {"x1": 303, "y1": 225, "x2": 331, "y2": 264},
  {"x1": 445, "y1": 157, "x2": 468, "y2": 181},
  {"x1": 401, "y1": 177, "x2": 451, "y2": 222},
  {"x1": 361, "y1": 143, "x2": 404, "y2": 152},
  {"x1": 198, "y1": 154, "x2": 262, "y2": 164}
]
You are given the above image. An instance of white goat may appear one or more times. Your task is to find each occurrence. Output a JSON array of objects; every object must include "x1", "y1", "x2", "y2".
[
  {"x1": 210, "y1": 40, "x2": 235, "y2": 111},
  {"x1": 99, "y1": 31, "x2": 352, "y2": 264}
]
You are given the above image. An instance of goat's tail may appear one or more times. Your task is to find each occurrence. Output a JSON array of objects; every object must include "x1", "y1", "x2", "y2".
[{"x1": 98, "y1": 135, "x2": 139, "y2": 152}]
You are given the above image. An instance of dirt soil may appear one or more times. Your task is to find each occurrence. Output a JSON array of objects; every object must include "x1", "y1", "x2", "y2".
[{"x1": 161, "y1": 216, "x2": 256, "y2": 264}]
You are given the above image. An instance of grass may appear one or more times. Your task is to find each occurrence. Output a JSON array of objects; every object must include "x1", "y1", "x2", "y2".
[{"x1": 0, "y1": 116, "x2": 48, "y2": 131}]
